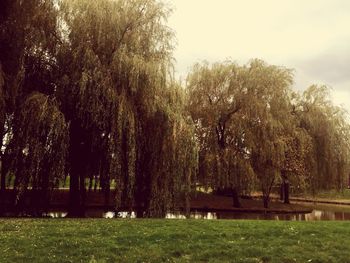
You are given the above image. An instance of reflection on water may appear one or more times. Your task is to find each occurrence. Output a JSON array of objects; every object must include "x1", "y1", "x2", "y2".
[
  {"x1": 47, "y1": 211, "x2": 68, "y2": 218},
  {"x1": 46, "y1": 210, "x2": 136, "y2": 218},
  {"x1": 45, "y1": 209, "x2": 350, "y2": 220}
]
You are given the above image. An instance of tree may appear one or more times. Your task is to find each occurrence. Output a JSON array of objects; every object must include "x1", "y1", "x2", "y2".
[
  {"x1": 187, "y1": 59, "x2": 296, "y2": 208},
  {"x1": 57, "y1": 0, "x2": 196, "y2": 217},
  {"x1": 243, "y1": 60, "x2": 294, "y2": 208},
  {"x1": 187, "y1": 61, "x2": 256, "y2": 207},
  {"x1": 296, "y1": 85, "x2": 350, "y2": 193},
  {"x1": 7, "y1": 93, "x2": 68, "y2": 215},
  {"x1": 0, "y1": 0, "x2": 61, "y2": 199}
]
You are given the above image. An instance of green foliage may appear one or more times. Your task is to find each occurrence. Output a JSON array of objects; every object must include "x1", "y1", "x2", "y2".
[
  {"x1": 296, "y1": 85, "x2": 350, "y2": 191},
  {"x1": 187, "y1": 60, "x2": 294, "y2": 204},
  {"x1": 0, "y1": 0, "x2": 61, "y2": 198},
  {"x1": 55, "y1": 0, "x2": 196, "y2": 216},
  {"x1": 8, "y1": 93, "x2": 68, "y2": 197},
  {"x1": 187, "y1": 61, "x2": 254, "y2": 192},
  {"x1": 187, "y1": 59, "x2": 350, "y2": 208}
]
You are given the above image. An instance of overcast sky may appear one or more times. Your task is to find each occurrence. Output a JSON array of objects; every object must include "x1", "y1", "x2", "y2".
[{"x1": 167, "y1": 0, "x2": 350, "y2": 113}]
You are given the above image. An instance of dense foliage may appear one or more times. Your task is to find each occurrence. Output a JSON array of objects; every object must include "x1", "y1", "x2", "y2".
[
  {"x1": 0, "y1": 0, "x2": 349, "y2": 214},
  {"x1": 187, "y1": 61, "x2": 350, "y2": 207}
]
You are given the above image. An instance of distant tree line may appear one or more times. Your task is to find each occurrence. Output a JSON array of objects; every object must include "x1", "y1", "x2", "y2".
[{"x1": 0, "y1": 0, "x2": 349, "y2": 216}]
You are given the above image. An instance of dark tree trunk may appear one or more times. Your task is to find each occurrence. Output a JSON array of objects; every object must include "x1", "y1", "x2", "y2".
[
  {"x1": 67, "y1": 123, "x2": 85, "y2": 217},
  {"x1": 68, "y1": 173, "x2": 81, "y2": 217},
  {"x1": 263, "y1": 195, "x2": 269, "y2": 208},
  {"x1": 37, "y1": 168, "x2": 50, "y2": 216},
  {"x1": 280, "y1": 182, "x2": 284, "y2": 201},
  {"x1": 135, "y1": 208, "x2": 144, "y2": 218},
  {"x1": 283, "y1": 179, "x2": 290, "y2": 204},
  {"x1": 94, "y1": 176, "x2": 98, "y2": 191},
  {"x1": 232, "y1": 187, "x2": 241, "y2": 208},
  {"x1": 79, "y1": 173, "x2": 86, "y2": 215},
  {"x1": 281, "y1": 171, "x2": 290, "y2": 204},
  {"x1": 104, "y1": 181, "x2": 110, "y2": 209},
  {"x1": 0, "y1": 160, "x2": 6, "y2": 191},
  {"x1": 88, "y1": 177, "x2": 93, "y2": 192},
  {"x1": 0, "y1": 118, "x2": 4, "y2": 192},
  {"x1": 185, "y1": 170, "x2": 191, "y2": 218},
  {"x1": 0, "y1": 151, "x2": 9, "y2": 191}
]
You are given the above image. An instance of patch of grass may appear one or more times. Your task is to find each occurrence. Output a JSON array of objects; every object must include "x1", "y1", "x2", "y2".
[
  {"x1": 0, "y1": 219, "x2": 349, "y2": 262},
  {"x1": 312, "y1": 189, "x2": 350, "y2": 200},
  {"x1": 292, "y1": 189, "x2": 350, "y2": 201}
]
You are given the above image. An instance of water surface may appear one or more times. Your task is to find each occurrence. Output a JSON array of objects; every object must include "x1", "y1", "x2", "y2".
[{"x1": 45, "y1": 205, "x2": 350, "y2": 221}]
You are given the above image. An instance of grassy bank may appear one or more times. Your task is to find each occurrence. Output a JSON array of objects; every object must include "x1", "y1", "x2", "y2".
[
  {"x1": 308, "y1": 189, "x2": 350, "y2": 200},
  {"x1": 1, "y1": 219, "x2": 350, "y2": 262}
]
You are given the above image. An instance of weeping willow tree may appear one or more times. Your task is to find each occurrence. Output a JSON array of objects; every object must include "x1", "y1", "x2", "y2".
[
  {"x1": 6, "y1": 93, "x2": 68, "y2": 214},
  {"x1": 134, "y1": 84, "x2": 198, "y2": 217},
  {"x1": 0, "y1": 0, "x2": 61, "y2": 202},
  {"x1": 187, "y1": 61, "x2": 256, "y2": 207},
  {"x1": 187, "y1": 59, "x2": 302, "y2": 208},
  {"x1": 241, "y1": 60, "x2": 296, "y2": 208},
  {"x1": 296, "y1": 85, "x2": 350, "y2": 193},
  {"x1": 58, "y1": 0, "x2": 197, "y2": 217}
]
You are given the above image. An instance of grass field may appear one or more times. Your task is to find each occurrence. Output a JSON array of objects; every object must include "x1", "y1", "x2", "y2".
[{"x1": 0, "y1": 219, "x2": 350, "y2": 263}]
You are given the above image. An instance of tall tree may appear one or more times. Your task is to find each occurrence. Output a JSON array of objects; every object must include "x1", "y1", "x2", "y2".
[
  {"x1": 0, "y1": 0, "x2": 60, "y2": 196},
  {"x1": 244, "y1": 60, "x2": 294, "y2": 208},
  {"x1": 187, "y1": 61, "x2": 255, "y2": 207},
  {"x1": 7, "y1": 93, "x2": 68, "y2": 214},
  {"x1": 296, "y1": 85, "x2": 350, "y2": 192},
  {"x1": 58, "y1": 0, "x2": 196, "y2": 217},
  {"x1": 187, "y1": 59, "x2": 296, "y2": 208}
]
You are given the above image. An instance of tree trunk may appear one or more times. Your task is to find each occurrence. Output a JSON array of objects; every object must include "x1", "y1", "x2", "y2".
[
  {"x1": 283, "y1": 179, "x2": 290, "y2": 204},
  {"x1": 185, "y1": 170, "x2": 191, "y2": 218},
  {"x1": 0, "y1": 157, "x2": 6, "y2": 215},
  {"x1": 68, "y1": 173, "x2": 81, "y2": 217},
  {"x1": 38, "y1": 169, "x2": 50, "y2": 216},
  {"x1": 0, "y1": 159, "x2": 6, "y2": 191},
  {"x1": 79, "y1": 174, "x2": 86, "y2": 215},
  {"x1": 68, "y1": 123, "x2": 85, "y2": 217},
  {"x1": 281, "y1": 171, "x2": 289, "y2": 204},
  {"x1": 0, "y1": 151, "x2": 8, "y2": 191},
  {"x1": 280, "y1": 182, "x2": 284, "y2": 201},
  {"x1": 94, "y1": 176, "x2": 98, "y2": 191},
  {"x1": 263, "y1": 195, "x2": 269, "y2": 208},
  {"x1": 88, "y1": 177, "x2": 93, "y2": 192},
  {"x1": 232, "y1": 187, "x2": 241, "y2": 208},
  {"x1": 104, "y1": 181, "x2": 110, "y2": 209},
  {"x1": 0, "y1": 115, "x2": 5, "y2": 191}
]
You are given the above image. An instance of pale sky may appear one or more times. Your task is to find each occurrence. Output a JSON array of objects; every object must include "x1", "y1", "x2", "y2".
[{"x1": 167, "y1": 0, "x2": 350, "y2": 113}]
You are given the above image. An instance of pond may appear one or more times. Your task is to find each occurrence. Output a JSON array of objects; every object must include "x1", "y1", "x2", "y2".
[{"x1": 44, "y1": 203, "x2": 350, "y2": 220}]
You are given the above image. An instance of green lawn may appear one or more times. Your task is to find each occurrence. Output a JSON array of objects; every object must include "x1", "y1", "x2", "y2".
[
  {"x1": 312, "y1": 189, "x2": 350, "y2": 200},
  {"x1": 292, "y1": 189, "x2": 350, "y2": 201},
  {"x1": 0, "y1": 219, "x2": 349, "y2": 263}
]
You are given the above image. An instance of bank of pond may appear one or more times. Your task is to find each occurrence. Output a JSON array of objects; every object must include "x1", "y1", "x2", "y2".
[{"x1": 2, "y1": 190, "x2": 350, "y2": 220}]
